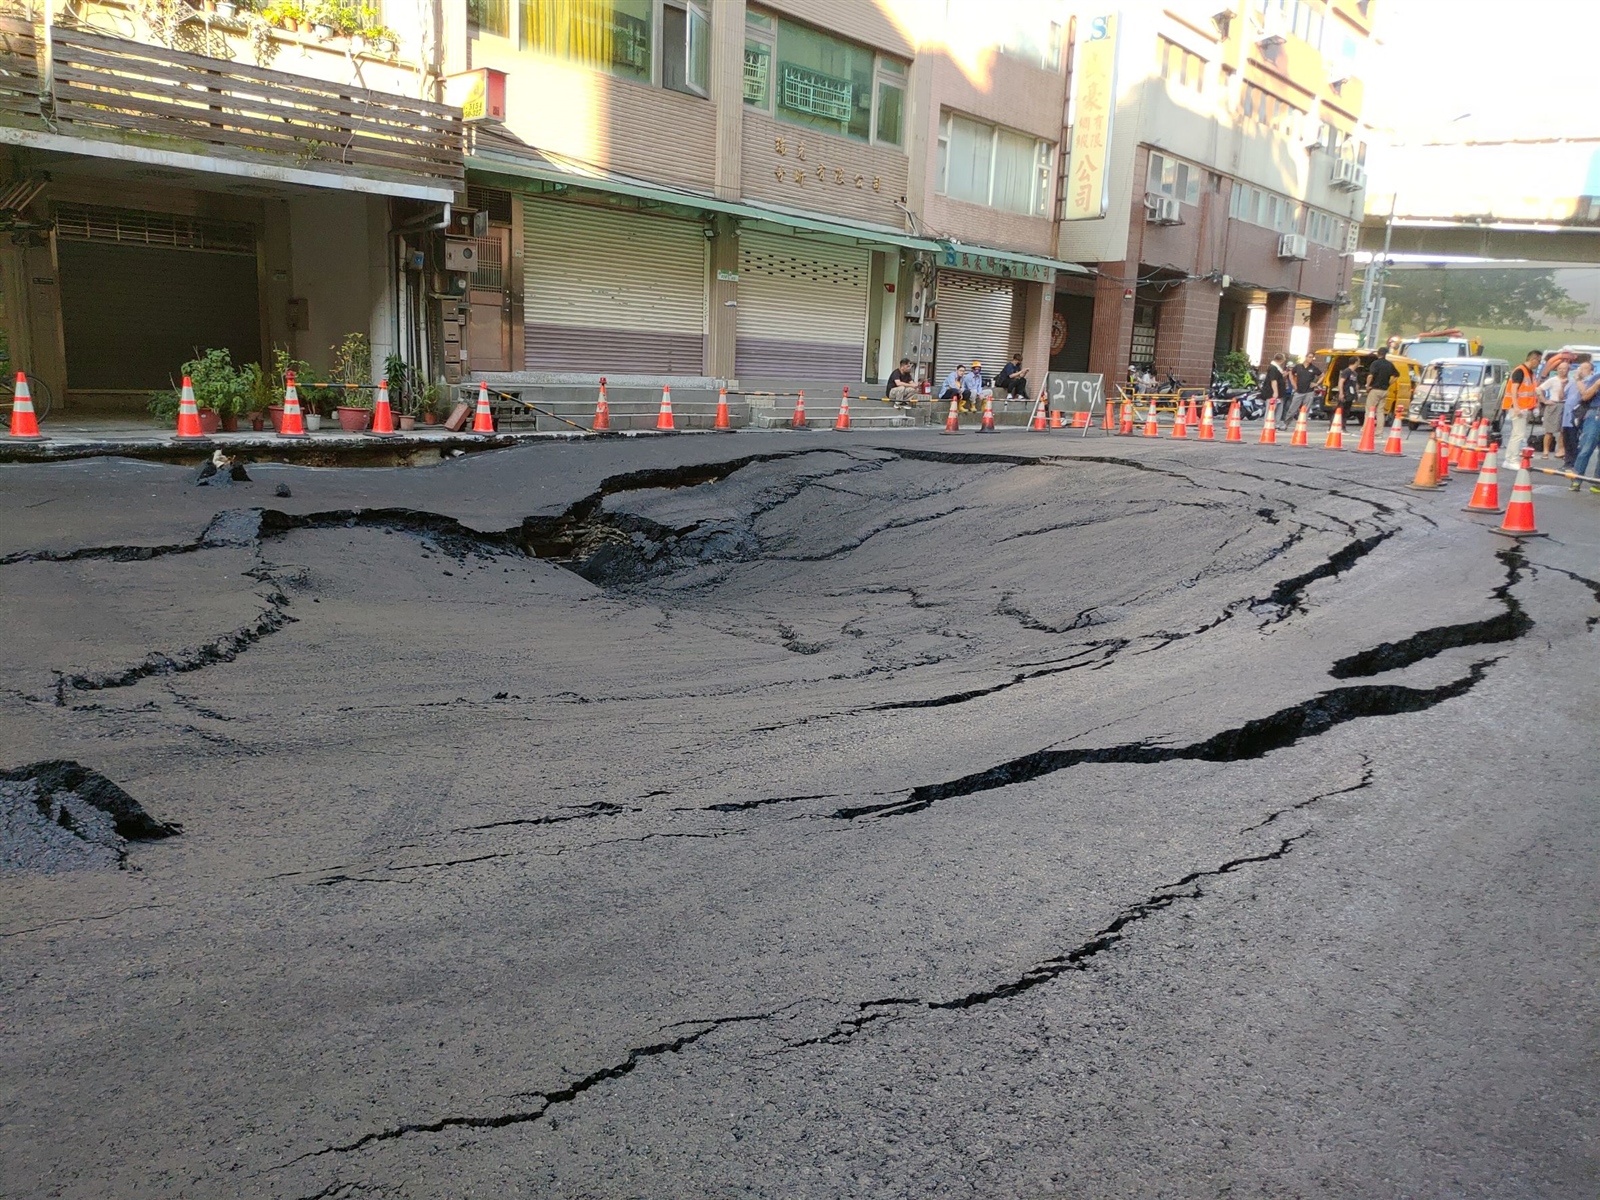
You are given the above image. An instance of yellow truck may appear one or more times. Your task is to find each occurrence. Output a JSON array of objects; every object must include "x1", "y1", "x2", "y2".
[{"x1": 1308, "y1": 349, "x2": 1422, "y2": 422}]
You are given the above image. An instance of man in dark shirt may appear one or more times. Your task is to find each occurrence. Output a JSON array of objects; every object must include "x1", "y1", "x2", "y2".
[
  {"x1": 1339, "y1": 362, "x2": 1363, "y2": 410},
  {"x1": 996, "y1": 352, "x2": 1030, "y2": 399},
  {"x1": 1287, "y1": 357, "x2": 1317, "y2": 421},
  {"x1": 887, "y1": 358, "x2": 918, "y2": 403},
  {"x1": 1365, "y1": 347, "x2": 1399, "y2": 421},
  {"x1": 1262, "y1": 353, "x2": 1288, "y2": 422}
]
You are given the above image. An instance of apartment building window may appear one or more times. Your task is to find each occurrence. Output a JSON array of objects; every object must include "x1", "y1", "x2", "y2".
[
  {"x1": 937, "y1": 111, "x2": 1053, "y2": 217},
  {"x1": 1158, "y1": 37, "x2": 1204, "y2": 91},
  {"x1": 744, "y1": 10, "x2": 905, "y2": 146},
  {"x1": 1241, "y1": 83, "x2": 1304, "y2": 136},
  {"x1": 481, "y1": 0, "x2": 706, "y2": 93},
  {"x1": 1230, "y1": 183, "x2": 1301, "y2": 233},
  {"x1": 1000, "y1": 18, "x2": 1063, "y2": 70},
  {"x1": 661, "y1": 1, "x2": 710, "y2": 95},
  {"x1": 1147, "y1": 151, "x2": 1200, "y2": 205},
  {"x1": 1307, "y1": 209, "x2": 1344, "y2": 247},
  {"x1": 1252, "y1": 0, "x2": 1324, "y2": 52}
]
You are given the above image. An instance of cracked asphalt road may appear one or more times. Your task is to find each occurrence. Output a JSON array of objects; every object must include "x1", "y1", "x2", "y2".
[{"x1": 1, "y1": 430, "x2": 1596, "y2": 1199}]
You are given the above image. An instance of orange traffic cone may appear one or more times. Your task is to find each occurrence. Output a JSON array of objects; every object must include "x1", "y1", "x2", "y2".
[
  {"x1": 1224, "y1": 399, "x2": 1243, "y2": 442},
  {"x1": 833, "y1": 387, "x2": 851, "y2": 431},
  {"x1": 1382, "y1": 414, "x2": 1405, "y2": 455},
  {"x1": 1189, "y1": 395, "x2": 1203, "y2": 428},
  {"x1": 175, "y1": 375, "x2": 207, "y2": 440},
  {"x1": 6, "y1": 371, "x2": 43, "y2": 439},
  {"x1": 713, "y1": 386, "x2": 733, "y2": 432},
  {"x1": 977, "y1": 394, "x2": 996, "y2": 433},
  {"x1": 370, "y1": 378, "x2": 398, "y2": 436},
  {"x1": 1100, "y1": 401, "x2": 1115, "y2": 431},
  {"x1": 1445, "y1": 412, "x2": 1467, "y2": 465},
  {"x1": 1323, "y1": 406, "x2": 1345, "y2": 450},
  {"x1": 1118, "y1": 398, "x2": 1135, "y2": 435},
  {"x1": 1352, "y1": 408, "x2": 1378, "y2": 454},
  {"x1": 1070, "y1": 408, "x2": 1090, "y2": 429},
  {"x1": 1289, "y1": 408, "x2": 1309, "y2": 447},
  {"x1": 943, "y1": 395, "x2": 963, "y2": 434},
  {"x1": 1197, "y1": 399, "x2": 1216, "y2": 440},
  {"x1": 1030, "y1": 395, "x2": 1049, "y2": 431},
  {"x1": 278, "y1": 371, "x2": 308, "y2": 438},
  {"x1": 1171, "y1": 400, "x2": 1188, "y2": 438},
  {"x1": 1407, "y1": 428, "x2": 1441, "y2": 490},
  {"x1": 593, "y1": 378, "x2": 612, "y2": 432},
  {"x1": 472, "y1": 381, "x2": 495, "y2": 433},
  {"x1": 1142, "y1": 399, "x2": 1160, "y2": 437},
  {"x1": 1434, "y1": 420, "x2": 1451, "y2": 482},
  {"x1": 790, "y1": 389, "x2": 806, "y2": 430},
  {"x1": 1466, "y1": 419, "x2": 1488, "y2": 471},
  {"x1": 1258, "y1": 404, "x2": 1278, "y2": 445},
  {"x1": 1464, "y1": 441, "x2": 1503, "y2": 513},
  {"x1": 1493, "y1": 447, "x2": 1541, "y2": 536},
  {"x1": 1051, "y1": 408, "x2": 1065, "y2": 429}
]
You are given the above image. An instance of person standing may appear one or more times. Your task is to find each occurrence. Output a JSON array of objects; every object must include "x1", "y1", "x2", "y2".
[
  {"x1": 1339, "y1": 360, "x2": 1363, "y2": 412},
  {"x1": 1364, "y1": 347, "x2": 1399, "y2": 424},
  {"x1": 1565, "y1": 360, "x2": 1600, "y2": 470},
  {"x1": 1261, "y1": 353, "x2": 1288, "y2": 422},
  {"x1": 1570, "y1": 385, "x2": 1600, "y2": 493},
  {"x1": 1538, "y1": 360, "x2": 1569, "y2": 458},
  {"x1": 1501, "y1": 349, "x2": 1543, "y2": 461},
  {"x1": 1286, "y1": 357, "x2": 1317, "y2": 423}
]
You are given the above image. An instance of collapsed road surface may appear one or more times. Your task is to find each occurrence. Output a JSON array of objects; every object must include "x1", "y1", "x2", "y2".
[{"x1": 1, "y1": 430, "x2": 1596, "y2": 1199}]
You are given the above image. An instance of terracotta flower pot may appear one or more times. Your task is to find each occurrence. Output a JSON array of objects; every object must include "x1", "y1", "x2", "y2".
[
  {"x1": 268, "y1": 404, "x2": 285, "y2": 432},
  {"x1": 251, "y1": 414, "x2": 265, "y2": 432},
  {"x1": 398, "y1": 415, "x2": 416, "y2": 431},
  {"x1": 336, "y1": 405, "x2": 371, "y2": 432},
  {"x1": 220, "y1": 413, "x2": 239, "y2": 432},
  {"x1": 422, "y1": 411, "x2": 438, "y2": 425},
  {"x1": 198, "y1": 408, "x2": 222, "y2": 435}
]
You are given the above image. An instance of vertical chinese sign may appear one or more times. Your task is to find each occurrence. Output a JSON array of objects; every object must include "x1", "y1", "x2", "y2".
[{"x1": 1064, "y1": 13, "x2": 1119, "y2": 221}]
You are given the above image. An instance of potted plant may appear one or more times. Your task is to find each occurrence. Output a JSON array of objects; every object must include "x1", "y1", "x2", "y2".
[
  {"x1": 269, "y1": 346, "x2": 317, "y2": 431},
  {"x1": 419, "y1": 381, "x2": 443, "y2": 424},
  {"x1": 330, "y1": 331, "x2": 372, "y2": 431},
  {"x1": 309, "y1": 0, "x2": 337, "y2": 37},
  {"x1": 241, "y1": 361, "x2": 273, "y2": 432}
]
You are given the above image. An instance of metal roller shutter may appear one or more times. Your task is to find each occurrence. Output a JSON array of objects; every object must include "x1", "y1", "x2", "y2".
[
  {"x1": 935, "y1": 273, "x2": 1015, "y2": 384},
  {"x1": 55, "y1": 206, "x2": 261, "y2": 390},
  {"x1": 522, "y1": 199, "x2": 706, "y2": 374},
  {"x1": 735, "y1": 229, "x2": 868, "y2": 379}
]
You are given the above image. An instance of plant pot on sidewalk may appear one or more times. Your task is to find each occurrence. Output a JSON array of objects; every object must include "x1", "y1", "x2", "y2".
[
  {"x1": 398, "y1": 415, "x2": 416, "y2": 431},
  {"x1": 268, "y1": 404, "x2": 285, "y2": 432},
  {"x1": 198, "y1": 408, "x2": 222, "y2": 435},
  {"x1": 305, "y1": 413, "x2": 323, "y2": 432},
  {"x1": 336, "y1": 405, "x2": 371, "y2": 432},
  {"x1": 220, "y1": 413, "x2": 239, "y2": 433},
  {"x1": 251, "y1": 413, "x2": 266, "y2": 432},
  {"x1": 422, "y1": 411, "x2": 438, "y2": 425}
]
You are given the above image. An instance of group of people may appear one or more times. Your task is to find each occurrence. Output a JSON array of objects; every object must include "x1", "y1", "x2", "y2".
[
  {"x1": 1506, "y1": 349, "x2": 1600, "y2": 494},
  {"x1": 1257, "y1": 347, "x2": 1398, "y2": 426},
  {"x1": 887, "y1": 354, "x2": 1033, "y2": 412}
]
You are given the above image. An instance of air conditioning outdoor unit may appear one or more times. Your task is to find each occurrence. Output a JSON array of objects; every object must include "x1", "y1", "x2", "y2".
[
  {"x1": 1330, "y1": 159, "x2": 1356, "y2": 187},
  {"x1": 1145, "y1": 194, "x2": 1182, "y2": 225},
  {"x1": 1278, "y1": 233, "x2": 1308, "y2": 259},
  {"x1": 1349, "y1": 164, "x2": 1368, "y2": 191}
]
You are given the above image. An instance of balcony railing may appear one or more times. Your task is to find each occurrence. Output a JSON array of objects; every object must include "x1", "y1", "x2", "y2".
[{"x1": 0, "y1": 22, "x2": 462, "y2": 194}]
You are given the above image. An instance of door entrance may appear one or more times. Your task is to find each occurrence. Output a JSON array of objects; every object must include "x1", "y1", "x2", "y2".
[{"x1": 466, "y1": 226, "x2": 510, "y2": 373}]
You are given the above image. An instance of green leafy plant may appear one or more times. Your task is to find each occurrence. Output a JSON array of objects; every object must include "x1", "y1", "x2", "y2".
[
  {"x1": 382, "y1": 352, "x2": 419, "y2": 415},
  {"x1": 331, "y1": 331, "x2": 371, "y2": 386},
  {"x1": 147, "y1": 388, "x2": 181, "y2": 424},
  {"x1": 1215, "y1": 350, "x2": 1257, "y2": 388},
  {"x1": 184, "y1": 347, "x2": 249, "y2": 416}
]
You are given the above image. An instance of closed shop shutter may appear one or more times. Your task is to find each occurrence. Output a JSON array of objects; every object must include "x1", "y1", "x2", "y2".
[
  {"x1": 934, "y1": 273, "x2": 1015, "y2": 385},
  {"x1": 735, "y1": 229, "x2": 868, "y2": 379},
  {"x1": 55, "y1": 206, "x2": 260, "y2": 390},
  {"x1": 522, "y1": 199, "x2": 706, "y2": 374}
]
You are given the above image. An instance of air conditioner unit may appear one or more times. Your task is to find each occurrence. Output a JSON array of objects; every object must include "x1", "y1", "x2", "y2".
[
  {"x1": 1349, "y1": 164, "x2": 1368, "y2": 191},
  {"x1": 1144, "y1": 194, "x2": 1182, "y2": 225},
  {"x1": 1278, "y1": 233, "x2": 1308, "y2": 259},
  {"x1": 1330, "y1": 159, "x2": 1356, "y2": 187}
]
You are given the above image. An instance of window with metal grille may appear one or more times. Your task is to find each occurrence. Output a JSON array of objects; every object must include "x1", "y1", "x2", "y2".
[
  {"x1": 54, "y1": 205, "x2": 255, "y2": 254},
  {"x1": 469, "y1": 235, "x2": 504, "y2": 290},
  {"x1": 467, "y1": 185, "x2": 515, "y2": 225},
  {"x1": 1131, "y1": 305, "x2": 1158, "y2": 367}
]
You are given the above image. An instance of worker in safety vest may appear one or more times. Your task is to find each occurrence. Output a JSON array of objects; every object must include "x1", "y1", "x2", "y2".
[{"x1": 1501, "y1": 349, "x2": 1543, "y2": 460}]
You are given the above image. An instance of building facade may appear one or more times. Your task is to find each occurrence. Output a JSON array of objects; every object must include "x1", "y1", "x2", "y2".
[
  {"x1": 1056, "y1": 0, "x2": 1373, "y2": 389},
  {"x1": 448, "y1": 0, "x2": 1084, "y2": 396}
]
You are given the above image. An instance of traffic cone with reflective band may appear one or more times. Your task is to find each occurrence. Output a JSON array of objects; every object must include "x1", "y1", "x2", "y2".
[
  {"x1": 1464, "y1": 441, "x2": 1503, "y2": 513},
  {"x1": 1407, "y1": 428, "x2": 1441, "y2": 489},
  {"x1": 1434, "y1": 420, "x2": 1450, "y2": 482},
  {"x1": 1072, "y1": 408, "x2": 1091, "y2": 428},
  {"x1": 1118, "y1": 398, "x2": 1135, "y2": 435},
  {"x1": 978, "y1": 393, "x2": 996, "y2": 433},
  {"x1": 713, "y1": 386, "x2": 733, "y2": 432},
  {"x1": 789, "y1": 389, "x2": 806, "y2": 430},
  {"x1": 656, "y1": 385, "x2": 677, "y2": 431},
  {"x1": 6, "y1": 371, "x2": 43, "y2": 439},
  {"x1": 1382, "y1": 413, "x2": 1406, "y2": 455},
  {"x1": 1493, "y1": 447, "x2": 1541, "y2": 536},
  {"x1": 833, "y1": 387, "x2": 851, "y2": 431},
  {"x1": 943, "y1": 394, "x2": 963, "y2": 434},
  {"x1": 1197, "y1": 400, "x2": 1216, "y2": 440},
  {"x1": 1051, "y1": 408, "x2": 1065, "y2": 429},
  {"x1": 1258, "y1": 403, "x2": 1278, "y2": 445},
  {"x1": 1224, "y1": 399, "x2": 1243, "y2": 442},
  {"x1": 1171, "y1": 399, "x2": 1188, "y2": 438},
  {"x1": 472, "y1": 381, "x2": 495, "y2": 433},
  {"x1": 278, "y1": 371, "x2": 307, "y2": 438},
  {"x1": 1323, "y1": 406, "x2": 1345, "y2": 450},
  {"x1": 593, "y1": 378, "x2": 612, "y2": 431},
  {"x1": 1352, "y1": 407, "x2": 1378, "y2": 454},
  {"x1": 1447, "y1": 412, "x2": 1468, "y2": 465},
  {"x1": 1289, "y1": 407, "x2": 1309, "y2": 447},
  {"x1": 370, "y1": 378, "x2": 397, "y2": 436},
  {"x1": 1467, "y1": 418, "x2": 1488, "y2": 471},
  {"x1": 1142, "y1": 399, "x2": 1160, "y2": 438},
  {"x1": 175, "y1": 375, "x2": 207, "y2": 440},
  {"x1": 1030, "y1": 395, "x2": 1048, "y2": 431}
]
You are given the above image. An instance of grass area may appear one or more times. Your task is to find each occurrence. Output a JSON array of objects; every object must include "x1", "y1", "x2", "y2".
[{"x1": 1434, "y1": 325, "x2": 1600, "y2": 362}]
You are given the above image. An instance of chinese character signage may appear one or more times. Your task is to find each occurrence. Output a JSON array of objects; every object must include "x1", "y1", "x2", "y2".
[
  {"x1": 937, "y1": 249, "x2": 1048, "y2": 282},
  {"x1": 1065, "y1": 13, "x2": 1118, "y2": 221}
]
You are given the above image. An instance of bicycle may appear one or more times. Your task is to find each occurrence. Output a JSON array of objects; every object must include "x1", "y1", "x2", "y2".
[{"x1": 0, "y1": 370, "x2": 52, "y2": 428}]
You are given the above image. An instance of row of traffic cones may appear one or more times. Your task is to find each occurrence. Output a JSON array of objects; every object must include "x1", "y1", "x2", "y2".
[{"x1": 1406, "y1": 417, "x2": 1541, "y2": 534}]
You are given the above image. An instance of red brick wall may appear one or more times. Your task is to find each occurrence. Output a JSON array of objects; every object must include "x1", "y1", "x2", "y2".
[
  {"x1": 1157, "y1": 280, "x2": 1222, "y2": 387},
  {"x1": 1308, "y1": 301, "x2": 1337, "y2": 351},
  {"x1": 1088, "y1": 261, "x2": 1135, "y2": 386},
  {"x1": 1262, "y1": 293, "x2": 1296, "y2": 363}
]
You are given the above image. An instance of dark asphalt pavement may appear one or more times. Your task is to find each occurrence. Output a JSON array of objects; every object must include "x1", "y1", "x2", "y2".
[{"x1": 1, "y1": 429, "x2": 1595, "y2": 1199}]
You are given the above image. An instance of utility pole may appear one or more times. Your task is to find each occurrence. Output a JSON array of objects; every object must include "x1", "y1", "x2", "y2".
[{"x1": 1358, "y1": 194, "x2": 1397, "y2": 349}]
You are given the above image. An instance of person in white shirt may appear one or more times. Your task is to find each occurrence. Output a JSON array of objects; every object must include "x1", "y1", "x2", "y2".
[{"x1": 1537, "y1": 360, "x2": 1569, "y2": 458}]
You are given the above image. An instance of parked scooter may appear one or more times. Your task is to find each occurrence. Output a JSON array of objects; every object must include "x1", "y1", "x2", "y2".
[{"x1": 1208, "y1": 367, "x2": 1263, "y2": 420}]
